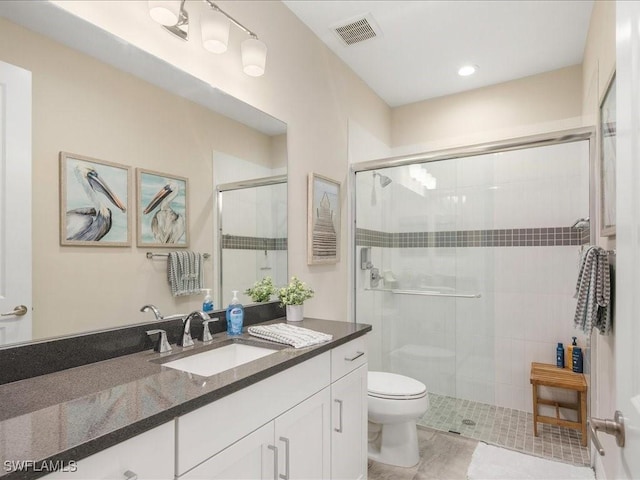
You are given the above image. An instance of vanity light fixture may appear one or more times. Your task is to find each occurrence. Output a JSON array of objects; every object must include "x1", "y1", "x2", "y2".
[
  {"x1": 458, "y1": 64, "x2": 478, "y2": 77},
  {"x1": 148, "y1": 0, "x2": 268, "y2": 77}
]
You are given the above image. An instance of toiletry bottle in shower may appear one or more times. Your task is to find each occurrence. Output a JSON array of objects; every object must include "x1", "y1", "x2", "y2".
[
  {"x1": 202, "y1": 289, "x2": 214, "y2": 313},
  {"x1": 572, "y1": 347, "x2": 583, "y2": 373},
  {"x1": 226, "y1": 290, "x2": 244, "y2": 336},
  {"x1": 567, "y1": 336, "x2": 577, "y2": 368},
  {"x1": 556, "y1": 342, "x2": 564, "y2": 368}
]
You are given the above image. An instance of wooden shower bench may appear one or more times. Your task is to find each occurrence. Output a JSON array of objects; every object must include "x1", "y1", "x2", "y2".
[{"x1": 530, "y1": 362, "x2": 588, "y2": 446}]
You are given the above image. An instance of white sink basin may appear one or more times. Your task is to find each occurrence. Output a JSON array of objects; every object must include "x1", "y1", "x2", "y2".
[{"x1": 162, "y1": 342, "x2": 279, "y2": 377}]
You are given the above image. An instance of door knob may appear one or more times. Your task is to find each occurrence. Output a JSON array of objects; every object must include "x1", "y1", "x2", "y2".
[
  {"x1": 589, "y1": 410, "x2": 625, "y2": 456},
  {"x1": 1, "y1": 305, "x2": 28, "y2": 317}
]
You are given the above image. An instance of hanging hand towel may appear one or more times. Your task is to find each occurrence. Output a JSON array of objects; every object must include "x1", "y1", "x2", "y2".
[
  {"x1": 574, "y1": 246, "x2": 611, "y2": 334},
  {"x1": 167, "y1": 251, "x2": 203, "y2": 296},
  {"x1": 248, "y1": 323, "x2": 333, "y2": 349}
]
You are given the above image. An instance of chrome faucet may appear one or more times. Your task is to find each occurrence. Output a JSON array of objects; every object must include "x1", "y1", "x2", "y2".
[
  {"x1": 179, "y1": 311, "x2": 208, "y2": 347},
  {"x1": 140, "y1": 304, "x2": 163, "y2": 321}
]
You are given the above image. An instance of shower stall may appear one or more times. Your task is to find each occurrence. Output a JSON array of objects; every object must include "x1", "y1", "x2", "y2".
[{"x1": 353, "y1": 130, "x2": 592, "y2": 432}]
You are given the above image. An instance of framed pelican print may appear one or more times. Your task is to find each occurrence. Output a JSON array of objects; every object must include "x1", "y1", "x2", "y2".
[
  {"x1": 136, "y1": 169, "x2": 189, "y2": 248},
  {"x1": 59, "y1": 152, "x2": 132, "y2": 247}
]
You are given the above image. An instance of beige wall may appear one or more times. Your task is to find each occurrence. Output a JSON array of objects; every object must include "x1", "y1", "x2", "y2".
[
  {"x1": 0, "y1": 17, "x2": 279, "y2": 339},
  {"x1": 390, "y1": 65, "x2": 584, "y2": 152},
  {"x1": 581, "y1": 1, "x2": 616, "y2": 477}
]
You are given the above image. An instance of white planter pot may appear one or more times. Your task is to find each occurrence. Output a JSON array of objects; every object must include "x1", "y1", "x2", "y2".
[{"x1": 286, "y1": 304, "x2": 304, "y2": 322}]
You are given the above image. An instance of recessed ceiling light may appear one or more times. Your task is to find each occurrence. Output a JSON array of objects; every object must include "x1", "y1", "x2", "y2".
[{"x1": 458, "y1": 64, "x2": 478, "y2": 77}]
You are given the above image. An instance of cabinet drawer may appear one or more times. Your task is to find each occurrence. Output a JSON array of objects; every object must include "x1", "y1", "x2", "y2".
[{"x1": 331, "y1": 336, "x2": 367, "y2": 382}]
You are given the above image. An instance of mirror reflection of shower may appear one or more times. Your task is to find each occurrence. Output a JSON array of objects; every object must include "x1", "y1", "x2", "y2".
[{"x1": 371, "y1": 171, "x2": 392, "y2": 206}]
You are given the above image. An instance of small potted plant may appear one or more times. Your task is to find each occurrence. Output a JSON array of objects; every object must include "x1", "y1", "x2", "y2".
[
  {"x1": 278, "y1": 276, "x2": 314, "y2": 322},
  {"x1": 245, "y1": 276, "x2": 276, "y2": 303}
]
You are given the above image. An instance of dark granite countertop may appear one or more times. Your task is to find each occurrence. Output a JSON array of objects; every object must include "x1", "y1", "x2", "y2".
[{"x1": 0, "y1": 318, "x2": 371, "y2": 479}]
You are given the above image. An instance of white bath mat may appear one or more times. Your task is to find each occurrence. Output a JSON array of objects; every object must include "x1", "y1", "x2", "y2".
[{"x1": 467, "y1": 443, "x2": 595, "y2": 480}]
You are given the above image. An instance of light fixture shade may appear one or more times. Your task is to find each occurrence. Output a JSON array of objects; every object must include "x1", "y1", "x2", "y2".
[
  {"x1": 241, "y1": 38, "x2": 267, "y2": 77},
  {"x1": 201, "y1": 9, "x2": 231, "y2": 54},
  {"x1": 149, "y1": 0, "x2": 181, "y2": 26}
]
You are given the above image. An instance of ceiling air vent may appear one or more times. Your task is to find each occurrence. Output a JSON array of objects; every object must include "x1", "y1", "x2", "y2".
[{"x1": 332, "y1": 14, "x2": 381, "y2": 46}]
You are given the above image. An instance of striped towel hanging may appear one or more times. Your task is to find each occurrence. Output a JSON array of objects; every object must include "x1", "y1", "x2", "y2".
[
  {"x1": 167, "y1": 251, "x2": 204, "y2": 296},
  {"x1": 574, "y1": 246, "x2": 611, "y2": 335},
  {"x1": 248, "y1": 323, "x2": 333, "y2": 349}
]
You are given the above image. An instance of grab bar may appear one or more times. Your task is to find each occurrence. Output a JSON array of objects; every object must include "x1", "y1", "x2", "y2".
[{"x1": 365, "y1": 288, "x2": 481, "y2": 298}]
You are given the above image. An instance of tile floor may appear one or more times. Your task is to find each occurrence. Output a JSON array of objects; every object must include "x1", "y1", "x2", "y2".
[
  {"x1": 368, "y1": 427, "x2": 478, "y2": 480},
  {"x1": 419, "y1": 393, "x2": 590, "y2": 466}
]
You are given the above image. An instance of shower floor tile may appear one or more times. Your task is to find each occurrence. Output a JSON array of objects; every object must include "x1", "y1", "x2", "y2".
[{"x1": 418, "y1": 393, "x2": 590, "y2": 466}]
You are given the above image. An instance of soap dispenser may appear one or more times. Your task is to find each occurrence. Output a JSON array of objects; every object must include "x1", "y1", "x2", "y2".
[
  {"x1": 202, "y1": 289, "x2": 214, "y2": 313},
  {"x1": 226, "y1": 290, "x2": 244, "y2": 336}
]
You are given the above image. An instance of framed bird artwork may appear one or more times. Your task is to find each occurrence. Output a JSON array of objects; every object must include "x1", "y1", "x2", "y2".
[
  {"x1": 59, "y1": 152, "x2": 132, "y2": 247},
  {"x1": 136, "y1": 168, "x2": 189, "y2": 248}
]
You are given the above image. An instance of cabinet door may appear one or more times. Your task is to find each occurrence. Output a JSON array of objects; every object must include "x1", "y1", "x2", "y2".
[
  {"x1": 181, "y1": 422, "x2": 276, "y2": 480},
  {"x1": 274, "y1": 388, "x2": 331, "y2": 480},
  {"x1": 331, "y1": 365, "x2": 367, "y2": 480},
  {"x1": 42, "y1": 421, "x2": 174, "y2": 480}
]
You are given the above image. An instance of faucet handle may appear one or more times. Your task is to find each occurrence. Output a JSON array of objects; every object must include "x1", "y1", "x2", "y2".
[
  {"x1": 178, "y1": 314, "x2": 195, "y2": 348},
  {"x1": 201, "y1": 319, "x2": 214, "y2": 342},
  {"x1": 146, "y1": 329, "x2": 172, "y2": 353}
]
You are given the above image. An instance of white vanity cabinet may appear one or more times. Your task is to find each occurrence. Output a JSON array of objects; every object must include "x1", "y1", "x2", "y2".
[
  {"x1": 182, "y1": 387, "x2": 331, "y2": 479},
  {"x1": 42, "y1": 421, "x2": 174, "y2": 480},
  {"x1": 176, "y1": 352, "x2": 331, "y2": 478},
  {"x1": 178, "y1": 335, "x2": 368, "y2": 480},
  {"x1": 330, "y1": 337, "x2": 368, "y2": 480}
]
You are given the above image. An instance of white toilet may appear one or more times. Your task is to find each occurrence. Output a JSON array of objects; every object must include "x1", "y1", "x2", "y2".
[{"x1": 367, "y1": 371, "x2": 429, "y2": 468}]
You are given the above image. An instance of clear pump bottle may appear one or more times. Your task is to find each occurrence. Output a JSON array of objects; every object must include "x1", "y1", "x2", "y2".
[
  {"x1": 202, "y1": 289, "x2": 214, "y2": 313},
  {"x1": 226, "y1": 290, "x2": 244, "y2": 335}
]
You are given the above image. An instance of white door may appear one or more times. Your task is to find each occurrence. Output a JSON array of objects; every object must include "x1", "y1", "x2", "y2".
[
  {"x1": 274, "y1": 387, "x2": 331, "y2": 480},
  {"x1": 612, "y1": 3, "x2": 640, "y2": 478},
  {"x1": 331, "y1": 365, "x2": 368, "y2": 480},
  {"x1": 0, "y1": 60, "x2": 32, "y2": 345}
]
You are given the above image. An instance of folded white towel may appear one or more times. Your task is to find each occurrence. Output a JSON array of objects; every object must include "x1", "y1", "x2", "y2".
[
  {"x1": 167, "y1": 251, "x2": 204, "y2": 296},
  {"x1": 248, "y1": 323, "x2": 333, "y2": 349}
]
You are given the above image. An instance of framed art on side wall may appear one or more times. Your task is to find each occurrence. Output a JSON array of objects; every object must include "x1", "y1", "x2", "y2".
[
  {"x1": 137, "y1": 168, "x2": 189, "y2": 247},
  {"x1": 307, "y1": 173, "x2": 340, "y2": 265},
  {"x1": 600, "y1": 71, "x2": 616, "y2": 237},
  {"x1": 59, "y1": 152, "x2": 131, "y2": 247}
]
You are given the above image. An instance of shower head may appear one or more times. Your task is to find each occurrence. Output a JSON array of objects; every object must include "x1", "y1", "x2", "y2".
[
  {"x1": 373, "y1": 171, "x2": 392, "y2": 188},
  {"x1": 571, "y1": 217, "x2": 590, "y2": 230}
]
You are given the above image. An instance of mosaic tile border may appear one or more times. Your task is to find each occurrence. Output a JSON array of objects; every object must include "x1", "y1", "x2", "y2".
[
  {"x1": 222, "y1": 234, "x2": 287, "y2": 251},
  {"x1": 356, "y1": 227, "x2": 587, "y2": 248}
]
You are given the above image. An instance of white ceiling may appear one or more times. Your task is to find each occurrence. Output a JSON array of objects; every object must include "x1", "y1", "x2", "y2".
[{"x1": 283, "y1": 0, "x2": 594, "y2": 107}]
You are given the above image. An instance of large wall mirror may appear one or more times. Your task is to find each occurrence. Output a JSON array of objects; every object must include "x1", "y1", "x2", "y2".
[{"x1": 0, "y1": 2, "x2": 287, "y2": 347}]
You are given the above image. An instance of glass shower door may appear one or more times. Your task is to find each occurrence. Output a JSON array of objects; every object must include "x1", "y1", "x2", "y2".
[{"x1": 218, "y1": 179, "x2": 287, "y2": 306}]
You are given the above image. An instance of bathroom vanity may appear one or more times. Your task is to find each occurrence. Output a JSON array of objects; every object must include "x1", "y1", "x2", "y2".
[{"x1": 0, "y1": 318, "x2": 370, "y2": 480}]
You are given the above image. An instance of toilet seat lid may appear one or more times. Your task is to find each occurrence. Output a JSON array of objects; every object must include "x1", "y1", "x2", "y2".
[{"x1": 368, "y1": 371, "x2": 427, "y2": 399}]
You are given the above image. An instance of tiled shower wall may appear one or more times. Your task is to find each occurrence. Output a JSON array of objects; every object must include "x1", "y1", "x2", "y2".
[{"x1": 356, "y1": 140, "x2": 590, "y2": 413}]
